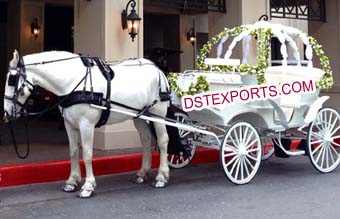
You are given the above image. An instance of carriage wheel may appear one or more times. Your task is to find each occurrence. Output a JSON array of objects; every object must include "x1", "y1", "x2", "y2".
[
  {"x1": 307, "y1": 108, "x2": 340, "y2": 173},
  {"x1": 220, "y1": 121, "x2": 262, "y2": 184},
  {"x1": 167, "y1": 112, "x2": 196, "y2": 169},
  {"x1": 261, "y1": 136, "x2": 274, "y2": 161}
]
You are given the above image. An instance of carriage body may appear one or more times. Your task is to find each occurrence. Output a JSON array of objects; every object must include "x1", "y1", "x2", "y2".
[
  {"x1": 167, "y1": 21, "x2": 340, "y2": 184},
  {"x1": 171, "y1": 69, "x2": 321, "y2": 131}
]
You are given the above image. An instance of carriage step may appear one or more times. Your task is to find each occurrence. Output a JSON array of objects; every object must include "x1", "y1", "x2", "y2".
[{"x1": 285, "y1": 149, "x2": 305, "y2": 156}]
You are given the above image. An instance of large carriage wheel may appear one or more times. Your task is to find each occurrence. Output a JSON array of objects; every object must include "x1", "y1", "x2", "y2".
[
  {"x1": 307, "y1": 108, "x2": 340, "y2": 173},
  {"x1": 220, "y1": 121, "x2": 262, "y2": 184},
  {"x1": 167, "y1": 112, "x2": 196, "y2": 169}
]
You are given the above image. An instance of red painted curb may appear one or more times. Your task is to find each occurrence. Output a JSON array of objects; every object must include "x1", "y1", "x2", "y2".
[{"x1": 0, "y1": 139, "x2": 306, "y2": 187}]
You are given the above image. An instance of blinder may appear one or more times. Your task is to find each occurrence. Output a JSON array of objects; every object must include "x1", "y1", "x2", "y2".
[
  {"x1": 5, "y1": 57, "x2": 34, "y2": 120},
  {"x1": 8, "y1": 74, "x2": 19, "y2": 86}
]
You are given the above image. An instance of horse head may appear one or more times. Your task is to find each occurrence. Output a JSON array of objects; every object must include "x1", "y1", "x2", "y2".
[{"x1": 3, "y1": 50, "x2": 34, "y2": 121}]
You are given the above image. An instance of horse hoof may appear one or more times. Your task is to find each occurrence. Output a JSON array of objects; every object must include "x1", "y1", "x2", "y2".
[
  {"x1": 131, "y1": 175, "x2": 149, "y2": 184},
  {"x1": 77, "y1": 189, "x2": 94, "y2": 198},
  {"x1": 62, "y1": 184, "x2": 77, "y2": 193},
  {"x1": 152, "y1": 181, "x2": 167, "y2": 188}
]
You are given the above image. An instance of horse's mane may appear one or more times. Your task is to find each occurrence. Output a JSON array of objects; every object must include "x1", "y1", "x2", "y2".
[{"x1": 23, "y1": 51, "x2": 78, "y2": 65}]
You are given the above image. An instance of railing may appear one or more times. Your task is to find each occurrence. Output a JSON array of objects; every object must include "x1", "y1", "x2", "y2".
[
  {"x1": 270, "y1": 0, "x2": 326, "y2": 22},
  {"x1": 147, "y1": 0, "x2": 226, "y2": 13}
]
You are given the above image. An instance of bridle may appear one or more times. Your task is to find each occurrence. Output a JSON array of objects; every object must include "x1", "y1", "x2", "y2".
[{"x1": 4, "y1": 57, "x2": 35, "y2": 120}]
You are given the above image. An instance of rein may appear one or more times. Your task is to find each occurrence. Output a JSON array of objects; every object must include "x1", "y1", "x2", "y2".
[{"x1": 5, "y1": 55, "x2": 90, "y2": 159}]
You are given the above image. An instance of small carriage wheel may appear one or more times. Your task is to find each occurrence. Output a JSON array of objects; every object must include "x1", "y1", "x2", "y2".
[
  {"x1": 220, "y1": 121, "x2": 262, "y2": 185},
  {"x1": 307, "y1": 108, "x2": 340, "y2": 173},
  {"x1": 167, "y1": 112, "x2": 196, "y2": 169},
  {"x1": 261, "y1": 136, "x2": 274, "y2": 161}
]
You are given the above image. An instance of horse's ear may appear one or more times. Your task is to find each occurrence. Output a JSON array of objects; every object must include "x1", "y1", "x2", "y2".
[{"x1": 9, "y1": 49, "x2": 20, "y2": 67}]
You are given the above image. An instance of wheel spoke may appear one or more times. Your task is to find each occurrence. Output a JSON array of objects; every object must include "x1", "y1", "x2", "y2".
[
  {"x1": 225, "y1": 154, "x2": 239, "y2": 168},
  {"x1": 320, "y1": 113, "x2": 326, "y2": 130},
  {"x1": 330, "y1": 126, "x2": 340, "y2": 137},
  {"x1": 224, "y1": 152, "x2": 238, "y2": 158},
  {"x1": 229, "y1": 156, "x2": 240, "y2": 175},
  {"x1": 311, "y1": 139, "x2": 323, "y2": 145},
  {"x1": 329, "y1": 146, "x2": 335, "y2": 165},
  {"x1": 311, "y1": 142, "x2": 325, "y2": 156},
  {"x1": 321, "y1": 144, "x2": 326, "y2": 168},
  {"x1": 245, "y1": 156, "x2": 255, "y2": 170},
  {"x1": 169, "y1": 155, "x2": 174, "y2": 164},
  {"x1": 239, "y1": 126, "x2": 243, "y2": 146},
  {"x1": 242, "y1": 127, "x2": 249, "y2": 144},
  {"x1": 243, "y1": 131, "x2": 254, "y2": 148},
  {"x1": 326, "y1": 144, "x2": 329, "y2": 168},
  {"x1": 229, "y1": 136, "x2": 239, "y2": 149},
  {"x1": 328, "y1": 116, "x2": 339, "y2": 134},
  {"x1": 327, "y1": 112, "x2": 333, "y2": 130},
  {"x1": 311, "y1": 132, "x2": 323, "y2": 140},
  {"x1": 233, "y1": 129, "x2": 240, "y2": 145},
  {"x1": 315, "y1": 145, "x2": 325, "y2": 165},
  {"x1": 245, "y1": 139, "x2": 258, "y2": 150},
  {"x1": 331, "y1": 141, "x2": 340, "y2": 148},
  {"x1": 247, "y1": 148, "x2": 260, "y2": 153},
  {"x1": 331, "y1": 135, "x2": 340, "y2": 140},
  {"x1": 240, "y1": 159, "x2": 244, "y2": 180},
  {"x1": 243, "y1": 159, "x2": 250, "y2": 176},
  {"x1": 225, "y1": 143, "x2": 238, "y2": 152},
  {"x1": 330, "y1": 143, "x2": 340, "y2": 157},
  {"x1": 234, "y1": 158, "x2": 241, "y2": 180},
  {"x1": 246, "y1": 154, "x2": 258, "y2": 162}
]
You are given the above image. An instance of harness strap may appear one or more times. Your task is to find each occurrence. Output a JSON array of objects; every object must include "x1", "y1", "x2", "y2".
[
  {"x1": 93, "y1": 58, "x2": 114, "y2": 128},
  {"x1": 158, "y1": 70, "x2": 171, "y2": 101}
]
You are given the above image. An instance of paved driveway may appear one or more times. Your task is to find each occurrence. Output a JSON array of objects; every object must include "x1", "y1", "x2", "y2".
[{"x1": 1, "y1": 156, "x2": 340, "y2": 219}]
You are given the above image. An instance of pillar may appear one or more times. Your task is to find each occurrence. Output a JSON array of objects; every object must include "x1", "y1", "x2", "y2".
[{"x1": 74, "y1": 0, "x2": 143, "y2": 150}]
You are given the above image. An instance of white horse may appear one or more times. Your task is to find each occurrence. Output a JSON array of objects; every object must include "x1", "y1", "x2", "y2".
[{"x1": 3, "y1": 50, "x2": 170, "y2": 198}]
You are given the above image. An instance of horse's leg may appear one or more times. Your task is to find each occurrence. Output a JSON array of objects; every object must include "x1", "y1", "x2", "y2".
[
  {"x1": 152, "y1": 122, "x2": 170, "y2": 188},
  {"x1": 133, "y1": 119, "x2": 154, "y2": 183},
  {"x1": 78, "y1": 123, "x2": 96, "y2": 198},
  {"x1": 62, "y1": 121, "x2": 81, "y2": 192}
]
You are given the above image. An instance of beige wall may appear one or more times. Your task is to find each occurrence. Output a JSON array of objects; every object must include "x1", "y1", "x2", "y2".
[
  {"x1": 309, "y1": 0, "x2": 340, "y2": 110},
  {"x1": 208, "y1": 0, "x2": 242, "y2": 60},
  {"x1": 180, "y1": 15, "x2": 195, "y2": 71},
  {"x1": 74, "y1": 0, "x2": 105, "y2": 58},
  {"x1": 104, "y1": 0, "x2": 143, "y2": 60},
  {"x1": 21, "y1": 0, "x2": 44, "y2": 55},
  {"x1": 180, "y1": 14, "x2": 209, "y2": 72}
]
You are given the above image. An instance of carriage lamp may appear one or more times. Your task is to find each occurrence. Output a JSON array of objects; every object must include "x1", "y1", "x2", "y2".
[
  {"x1": 121, "y1": 0, "x2": 142, "y2": 42},
  {"x1": 187, "y1": 27, "x2": 196, "y2": 46},
  {"x1": 31, "y1": 18, "x2": 40, "y2": 39}
]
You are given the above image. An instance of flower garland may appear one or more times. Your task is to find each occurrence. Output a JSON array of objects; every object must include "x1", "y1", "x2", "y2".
[
  {"x1": 169, "y1": 25, "x2": 333, "y2": 97},
  {"x1": 168, "y1": 73, "x2": 210, "y2": 97},
  {"x1": 308, "y1": 37, "x2": 333, "y2": 89}
]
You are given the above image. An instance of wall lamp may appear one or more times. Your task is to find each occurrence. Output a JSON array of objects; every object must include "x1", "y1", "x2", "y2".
[
  {"x1": 31, "y1": 18, "x2": 40, "y2": 39},
  {"x1": 121, "y1": 0, "x2": 142, "y2": 42},
  {"x1": 187, "y1": 27, "x2": 196, "y2": 46}
]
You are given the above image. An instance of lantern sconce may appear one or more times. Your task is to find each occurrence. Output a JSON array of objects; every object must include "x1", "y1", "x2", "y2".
[
  {"x1": 121, "y1": 0, "x2": 142, "y2": 42},
  {"x1": 31, "y1": 18, "x2": 40, "y2": 39},
  {"x1": 187, "y1": 27, "x2": 196, "y2": 46}
]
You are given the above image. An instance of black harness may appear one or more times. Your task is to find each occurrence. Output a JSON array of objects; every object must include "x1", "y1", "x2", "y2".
[
  {"x1": 58, "y1": 56, "x2": 170, "y2": 128},
  {"x1": 58, "y1": 56, "x2": 115, "y2": 127}
]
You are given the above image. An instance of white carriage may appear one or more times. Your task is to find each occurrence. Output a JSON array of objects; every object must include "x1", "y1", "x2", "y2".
[{"x1": 167, "y1": 21, "x2": 340, "y2": 184}]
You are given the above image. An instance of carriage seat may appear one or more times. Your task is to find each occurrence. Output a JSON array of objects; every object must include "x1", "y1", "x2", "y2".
[
  {"x1": 204, "y1": 58, "x2": 240, "y2": 66},
  {"x1": 264, "y1": 66, "x2": 325, "y2": 83}
]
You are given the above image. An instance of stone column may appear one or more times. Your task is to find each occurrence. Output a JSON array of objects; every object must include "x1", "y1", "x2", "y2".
[{"x1": 74, "y1": 0, "x2": 143, "y2": 150}]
